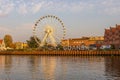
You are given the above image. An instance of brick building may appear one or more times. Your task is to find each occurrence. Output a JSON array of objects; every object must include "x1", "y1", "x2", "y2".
[
  {"x1": 61, "y1": 36, "x2": 104, "y2": 50},
  {"x1": 62, "y1": 37, "x2": 89, "y2": 47},
  {"x1": 104, "y1": 24, "x2": 120, "y2": 49}
]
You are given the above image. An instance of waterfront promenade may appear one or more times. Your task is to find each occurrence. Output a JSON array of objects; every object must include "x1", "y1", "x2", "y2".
[{"x1": 0, "y1": 50, "x2": 120, "y2": 56}]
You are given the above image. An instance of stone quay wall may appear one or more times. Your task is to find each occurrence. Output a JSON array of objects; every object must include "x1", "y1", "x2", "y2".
[{"x1": 0, "y1": 50, "x2": 120, "y2": 56}]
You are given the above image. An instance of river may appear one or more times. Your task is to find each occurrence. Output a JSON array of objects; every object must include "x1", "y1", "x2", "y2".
[{"x1": 0, "y1": 55, "x2": 120, "y2": 80}]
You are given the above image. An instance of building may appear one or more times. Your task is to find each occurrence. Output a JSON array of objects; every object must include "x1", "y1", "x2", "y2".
[
  {"x1": 61, "y1": 36, "x2": 104, "y2": 50},
  {"x1": 89, "y1": 36, "x2": 104, "y2": 49},
  {"x1": 62, "y1": 37, "x2": 89, "y2": 47},
  {"x1": 0, "y1": 39, "x2": 6, "y2": 50},
  {"x1": 104, "y1": 24, "x2": 120, "y2": 49},
  {"x1": 14, "y1": 42, "x2": 28, "y2": 49}
]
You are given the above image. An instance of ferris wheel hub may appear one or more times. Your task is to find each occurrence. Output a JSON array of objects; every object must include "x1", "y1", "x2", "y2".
[
  {"x1": 33, "y1": 15, "x2": 66, "y2": 48},
  {"x1": 44, "y1": 26, "x2": 53, "y2": 33}
]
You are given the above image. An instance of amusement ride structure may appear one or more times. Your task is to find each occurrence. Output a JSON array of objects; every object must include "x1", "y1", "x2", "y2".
[{"x1": 33, "y1": 15, "x2": 66, "y2": 48}]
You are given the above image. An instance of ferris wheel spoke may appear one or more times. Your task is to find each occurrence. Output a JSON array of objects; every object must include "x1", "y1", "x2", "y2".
[
  {"x1": 52, "y1": 16, "x2": 64, "y2": 40},
  {"x1": 33, "y1": 15, "x2": 66, "y2": 48}
]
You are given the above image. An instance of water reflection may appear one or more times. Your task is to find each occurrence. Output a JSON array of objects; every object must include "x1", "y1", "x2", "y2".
[
  {"x1": 105, "y1": 56, "x2": 120, "y2": 80},
  {"x1": 41, "y1": 56, "x2": 56, "y2": 80},
  {"x1": 0, "y1": 55, "x2": 119, "y2": 80}
]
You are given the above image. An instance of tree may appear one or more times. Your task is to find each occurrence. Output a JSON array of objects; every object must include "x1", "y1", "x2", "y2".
[
  {"x1": 26, "y1": 36, "x2": 40, "y2": 48},
  {"x1": 56, "y1": 44, "x2": 64, "y2": 50},
  {"x1": 4, "y1": 34, "x2": 13, "y2": 48}
]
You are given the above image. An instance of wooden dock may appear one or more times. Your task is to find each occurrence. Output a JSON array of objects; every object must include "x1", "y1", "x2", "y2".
[{"x1": 0, "y1": 50, "x2": 120, "y2": 56}]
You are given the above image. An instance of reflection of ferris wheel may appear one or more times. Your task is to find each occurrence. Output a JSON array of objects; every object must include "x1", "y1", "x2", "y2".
[{"x1": 33, "y1": 15, "x2": 66, "y2": 47}]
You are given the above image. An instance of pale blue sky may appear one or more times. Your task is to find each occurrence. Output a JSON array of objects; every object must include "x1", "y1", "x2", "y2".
[{"x1": 0, "y1": 0, "x2": 120, "y2": 42}]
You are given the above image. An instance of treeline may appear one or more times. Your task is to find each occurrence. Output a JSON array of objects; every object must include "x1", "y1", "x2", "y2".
[
  {"x1": 2, "y1": 34, "x2": 63, "y2": 51},
  {"x1": 3, "y1": 34, "x2": 39, "y2": 49}
]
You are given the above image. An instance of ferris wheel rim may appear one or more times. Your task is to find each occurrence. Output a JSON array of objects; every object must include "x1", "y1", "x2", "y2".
[{"x1": 33, "y1": 15, "x2": 66, "y2": 47}]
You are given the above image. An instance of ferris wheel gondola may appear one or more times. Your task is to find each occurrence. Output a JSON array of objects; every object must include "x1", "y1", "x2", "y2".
[{"x1": 33, "y1": 15, "x2": 66, "y2": 47}]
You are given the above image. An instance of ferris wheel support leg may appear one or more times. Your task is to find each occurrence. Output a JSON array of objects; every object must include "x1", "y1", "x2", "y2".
[
  {"x1": 49, "y1": 33, "x2": 57, "y2": 47},
  {"x1": 40, "y1": 33, "x2": 49, "y2": 47}
]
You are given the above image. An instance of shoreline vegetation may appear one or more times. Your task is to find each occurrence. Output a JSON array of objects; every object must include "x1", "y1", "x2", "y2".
[{"x1": 0, "y1": 50, "x2": 120, "y2": 56}]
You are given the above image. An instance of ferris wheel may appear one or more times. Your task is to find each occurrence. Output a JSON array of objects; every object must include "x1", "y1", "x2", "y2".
[{"x1": 33, "y1": 15, "x2": 66, "y2": 47}]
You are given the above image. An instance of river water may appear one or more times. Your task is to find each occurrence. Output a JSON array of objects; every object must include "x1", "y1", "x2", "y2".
[{"x1": 0, "y1": 55, "x2": 120, "y2": 80}]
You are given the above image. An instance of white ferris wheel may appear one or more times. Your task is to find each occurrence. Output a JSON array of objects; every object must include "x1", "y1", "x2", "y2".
[{"x1": 33, "y1": 15, "x2": 66, "y2": 47}]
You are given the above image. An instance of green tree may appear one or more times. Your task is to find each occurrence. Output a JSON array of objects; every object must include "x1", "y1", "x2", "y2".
[
  {"x1": 26, "y1": 36, "x2": 40, "y2": 48},
  {"x1": 4, "y1": 34, "x2": 13, "y2": 48},
  {"x1": 56, "y1": 44, "x2": 64, "y2": 50}
]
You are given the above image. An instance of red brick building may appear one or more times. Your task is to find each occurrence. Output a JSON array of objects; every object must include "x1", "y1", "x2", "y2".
[{"x1": 104, "y1": 24, "x2": 120, "y2": 49}]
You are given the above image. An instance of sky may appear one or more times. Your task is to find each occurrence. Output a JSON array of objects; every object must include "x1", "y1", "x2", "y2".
[{"x1": 0, "y1": 0, "x2": 120, "y2": 42}]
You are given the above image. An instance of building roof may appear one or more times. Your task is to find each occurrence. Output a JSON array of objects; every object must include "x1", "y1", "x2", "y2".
[
  {"x1": 110, "y1": 27, "x2": 116, "y2": 32},
  {"x1": 116, "y1": 24, "x2": 120, "y2": 29},
  {"x1": 105, "y1": 29, "x2": 110, "y2": 34},
  {"x1": 71, "y1": 37, "x2": 89, "y2": 40},
  {"x1": 89, "y1": 36, "x2": 104, "y2": 40},
  {"x1": 62, "y1": 36, "x2": 104, "y2": 41}
]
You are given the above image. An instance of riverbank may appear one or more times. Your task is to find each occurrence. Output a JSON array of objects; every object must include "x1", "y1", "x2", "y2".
[{"x1": 0, "y1": 50, "x2": 120, "y2": 56}]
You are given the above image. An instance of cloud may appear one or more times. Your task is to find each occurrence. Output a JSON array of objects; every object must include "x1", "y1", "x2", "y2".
[
  {"x1": 0, "y1": 0, "x2": 14, "y2": 16},
  {"x1": 68, "y1": 2, "x2": 94, "y2": 12},
  {"x1": 0, "y1": 0, "x2": 120, "y2": 16},
  {"x1": 17, "y1": 3, "x2": 28, "y2": 15},
  {"x1": 35, "y1": 1, "x2": 94, "y2": 13},
  {"x1": 103, "y1": 7, "x2": 120, "y2": 15},
  {"x1": 100, "y1": 0, "x2": 120, "y2": 15},
  {"x1": 32, "y1": 1, "x2": 44, "y2": 13},
  {"x1": 16, "y1": 1, "x2": 45, "y2": 15},
  {"x1": 0, "y1": 0, "x2": 95, "y2": 15}
]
